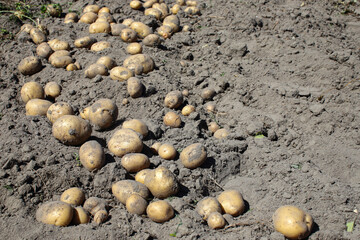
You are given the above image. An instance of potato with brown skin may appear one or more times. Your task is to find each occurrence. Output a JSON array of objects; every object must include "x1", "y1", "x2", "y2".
[
  {"x1": 60, "y1": 187, "x2": 85, "y2": 206},
  {"x1": 50, "y1": 55, "x2": 73, "y2": 68},
  {"x1": 127, "y1": 43, "x2": 142, "y2": 55},
  {"x1": 135, "y1": 169, "x2": 152, "y2": 184},
  {"x1": 47, "y1": 102, "x2": 74, "y2": 123},
  {"x1": 36, "y1": 201, "x2": 73, "y2": 226},
  {"x1": 120, "y1": 28, "x2": 137, "y2": 42},
  {"x1": 207, "y1": 212, "x2": 226, "y2": 229},
  {"x1": 196, "y1": 197, "x2": 222, "y2": 220},
  {"x1": 36, "y1": 42, "x2": 53, "y2": 58},
  {"x1": 110, "y1": 23, "x2": 127, "y2": 36},
  {"x1": 90, "y1": 41, "x2": 111, "y2": 51},
  {"x1": 96, "y1": 56, "x2": 116, "y2": 70},
  {"x1": 89, "y1": 22, "x2": 111, "y2": 34},
  {"x1": 143, "y1": 0, "x2": 157, "y2": 8},
  {"x1": 181, "y1": 105, "x2": 195, "y2": 116},
  {"x1": 44, "y1": 81, "x2": 61, "y2": 99},
  {"x1": 130, "y1": 22, "x2": 153, "y2": 38},
  {"x1": 217, "y1": 189, "x2": 245, "y2": 217},
  {"x1": 88, "y1": 98, "x2": 118, "y2": 130},
  {"x1": 164, "y1": 90, "x2": 183, "y2": 109},
  {"x1": 79, "y1": 140, "x2": 105, "y2": 171},
  {"x1": 152, "y1": 3, "x2": 169, "y2": 19},
  {"x1": 171, "y1": 4, "x2": 181, "y2": 14},
  {"x1": 64, "y1": 12, "x2": 78, "y2": 23},
  {"x1": 180, "y1": 143, "x2": 207, "y2": 169},
  {"x1": 273, "y1": 206, "x2": 313, "y2": 240},
  {"x1": 122, "y1": 119, "x2": 148, "y2": 138},
  {"x1": 163, "y1": 111, "x2": 181, "y2": 128},
  {"x1": 18, "y1": 56, "x2": 43, "y2": 76},
  {"x1": 123, "y1": 54, "x2": 155, "y2": 74},
  {"x1": 80, "y1": 106, "x2": 90, "y2": 120},
  {"x1": 184, "y1": 6, "x2": 200, "y2": 15},
  {"x1": 85, "y1": 64, "x2": 108, "y2": 79},
  {"x1": 48, "y1": 39, "x2": 70, "y2": 51},
  {"x1": 97, "y1": 12, "x2": 114, "y2": 23},
  {"x1": 158, "y1": 143, "x2": 177, "y2": 160},
  {"x1": 21, "y1": 82, "x2": 44, "y2": 103},
  {"x1": 30, "y1": 28, "x2": 47, "y2": 44},
  {"x1": 208, "y1": 122, "x2": 219, "y2": 133},
  {"x1": 26, "y1": 99, "x2": 52, "y2": 116},
  {"x1": 142, "y1": 34, "x2": 160, "y2": 47},
  {"x1": 49, "y1": 50, "x2": 70, "y2": 63},
  {"x1": 214, "y1": 129, "x2": 229, "y2": 139},
  {"x1": 94, "y1": 209, "x2": 108, "y2": 224},
  {"x1": 121, "y1": 153, "x2": 150, "y2": 173},
  {"x1": 127, "y1": 77, "x2": 144, "y2": 98},
  {"x1": 83, "y1": 5, "x2": 100, "y2": 13},
  {"x1": 144, "y1": 166, "x2": 179, "y2": 199},
  {"x1": 110, "y1": 66, "x2": 133, "y2": 81},
  {"x1": 108, "y1": 128, "x2": 143, "y2": 157},
  {"x1": 52, "y1": 115, "x2": 92, "y2": 146},
  {"x1": 147, "y1": 200, "x2": 175, "y2": 223},
  {"x1": 130, "y1": 0, "x2": 143, "y2": 10},
  {"x1": 126, "y1": 194, "x2": 148, "y2": 215},
  {"x1": 72, "y1": 206, "x2": 90, "y2": 225},
  {"x1": 112, "y1": 180, "x2": 150, "y2": 204},
  {"x1": 74, "y1": 36, "x2": 97, "y2": 48},
  {"x1": 66, "y1": 63, "x2": 79, "y2": 71}
]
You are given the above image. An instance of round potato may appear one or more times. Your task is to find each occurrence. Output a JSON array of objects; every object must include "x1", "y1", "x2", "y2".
[
  {"x1": 214, "y1": 129, "x2": 229, "y2": 139},
  {"x1": 135, "y1": 169, "x2": 152, "y2": 184},
  {"x1": 99, "y1": 7, "x2": 111, "y2": 14},
  {"x1": 48, "y1": 39, "x2": 70, "y2": 51},
  {"x1": 123, "y1": 54, "x2": 154, "y2": 74},
  {"x1": 126, "y1": 194, "x2": 148, "y2": 215},
  {"x1": 36, "y1": 42, "x2": 53, "y2": 58},
  {"x1": 110, "y1": 23, "x2": 127, "y2": 36},
  {"x1": 30, "y1": 28, "x2": 47, "y2": 44},
  {"x1": 153, "y1": 3, "x2": 169, "y2": 19},
  {"x1": 94, "y1": 209, "x2": 108, "y2": 224},
  {"x1": 150, "y1": 142, "x2": 162, "y2": 154},
  {"x1": 184, "y1": 6, "x2": 200, "y2": 15},
  {"x1": 142, "y1": 34, "x2": 160, "y2": 47},
  {"x1": 50, "y1": 55, "x2": 73, "y2": 68},
  {"x1": 64, "y1": 12, "x2": 78, "y2": 23},
  {"x1": 196, "y1": 197, "x2": 222, "y2": 220},
  {"x1": 85, "y1": 63, "x2": 108, "y2": 79},
  {"x1": 127, "y1": 77, "x2": 144, "y2": 98},
  {"x1": 217, "y1": 190, "x2": 245, "y2": 217},
  {"x1": 122, "y1": 18, "x2": 134, "y2": 27},
  {"x1": 44, "y1": 81, "x2": 61, "y2": 98},
  {"x1": 180, "y1": 143, "x2": 207, "y2": 169},
  {"x1": 181, "y1": 105, "x2": 195, "y2": 116},
  {"x1": 47, "y1": 102, "x2": 74, "y2": 123},
  {"x1": 158, "y1": 143, "x2": 177, "y2": 160},
  {"x1": 163, "y1": 112, "x2": 181, "y2": 128},
  {"x1": 108, "y1": 128, "x2": 143, "y2": 157},
  {"x1": 79, "y1": 140, "x2": 105, "y2": 171},
  {"x1": 21, "y1": 81, "x2": 44, "y2": 103},
  {"x1": 72, "y1": 206, "x2": 90, "y2": 225},
  {"x1": 130, "y1": 22, "x2": 153, "y2": 38},
  {"x1": 83, "y1": 4, "x2": 100, "y2": 13},
  {"x1": 144, "y1": 166, "x2": 179, "y2": 199},
  {"x1": 89, "y1": 22, "x2": 111, "y2": 34},
  {"x1": 66, "y1": 63, "x2": 79, "y2": 71},
  {"x1": 126, "y1": 43, "x2": 142, "y2": 55},
  {"x1": 130, "y1": 0, "x2": 143, "y2": 10},
  {"x1": 26, "y1": 99, "x2": 52, "y2": 116},
  {"x1": 52, "y1": 115, "x2": 92, "y2": 146},
  {"x1": 273, "y1": 205, "x2": 313, "y2": 240},
  {"x1": 157, "y1": 25, "x2": 173, "y2": 39},
  {"x1": 88, "y1": 98, "x2": 118, "y2": 130},
  {"x1": 147, "y1": 200, "x2": 174, "y2": 223},
  {"x1": 164, "y1": 90, "x2": 183, "y2": 109},
  {"x1": 60, "y1": 187, "x2": 85, "y2": 206},
  {"x1": 74, "y1": 36, "x2": 96, "y2": 48},
  {"x1": 208, "y1": 121, "x2": 219, "y2": 133},
  {"x1": 96, "y1": 56, "x2": 116, "y2": 70},
  {"x1": 36, "y1": 201, "x2": 73, "y2": 226},
  {"x1": 80, "y1": 106, "x2": 91, "y2": 120},
  {"x1": 171, "y1": 4, "x2": 181, "y2": 14},
  {"x1": 122, "y1": 119, "x2": 148, "y2": 138},
  {"x1": 201, "y1": 87, "x2": 216, "y2": 100},
  {"x1": 110, "y1": 66, "x2": 133, "y2": 81},
  {"x1": 121, "y1": 153, "x2": 150, "y2": 173},
  {"x1": 207, "y1": 212, "x2": 226, "y2": 229},
  {"x1": 120, "y1": 28, "x2": 137, "y2": 42},
  {"x1": 112, "y1": 180, "x2": 150, "y2": 204},
  {"x1": 18, "y1": 56, "x2": 43, "y2": 76},
  {"x1": 79, "y1": 12, "x2": 98, "y2": 24},
  {"x1": 90, "y1": 41, "x2": 111, "y2": 52}
]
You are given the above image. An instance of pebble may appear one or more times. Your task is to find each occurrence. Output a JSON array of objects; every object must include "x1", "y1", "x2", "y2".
[{"x1": 309, "y1": 104, "x2": 325, "y2": 116}]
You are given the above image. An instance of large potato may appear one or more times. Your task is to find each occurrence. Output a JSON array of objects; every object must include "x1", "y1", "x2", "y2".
[
  {"x1": 163, "y1": 15, "x2": 180, "y2": 32},
  {"x1": 50, "y1": 55, "x2": 73, "y2": 68},
  {"x1": 147, "y1": 200, "x2": 174, "y2": 223},
  {"x1": 89, "y1": 22, "x2": 111, "y2": 34},
  {"x1": 122, "y1": 119, "x2": 148, "y2": 138},
  {"x1": 36, "y1": 201, "x2": 73, "y2": 226},
  {"x1": 217, "y1": 189, "x2": 245, "y2": 217},
  {"x1": 120, "y1": 28, "x2": 137, "y2": 42},
  {"x1": 121, "y1": 153, "x2": 150, "y2": 173},
  {"x1": 110, "y1": 66, "x2": 133, "y2": 81},
  {"x1": 142, "y1": 34, "x2": 160, "y2": 47},
  {"x1": 79, "y1": 12, "x2": 98, "y2": 24},
  {"x1": 47, "y1": 102, "x2": 74, "y2": 123},
  {"x1": 60, "y1": 187, "x2": 85, "y2": 206},
  {"x1": 79, "y1": 140, "x2": 105, "y2": 171},
  {"x1": 108, "y1": 128, "x2": 143, "y2": 157},
  {"x1": 123, "y1": 54, "x2": 154, "y2": 74},
  {"x1": 48, "y1": 39, "x2": 70, "y2": 51},
  {"x1": 30, "y1": 28, "x2": 47, "y2": 44},
  {"x1": 90, "y1": 41, "x2": 111, "y2": 52},
  {"x1": 88, "y1": 98, "x2": 118, "y2": 130},
  {"x1": 180, "y1": 143, "x2": 207, "y2": 169},
  {"x1": 52, "y1": 115, "x2": 92, "y2": 146},
  {"x1": 144, "y1": 166, "x2": 179, "y2": 199},
  {"x1": 145, "y1": 8, "x2": 161, "y2": 20},
  {"x1": 164, "y1": 90, "x2": 183, "y2": 109},
  {"x1": 26, "y1": 99, "x2": 52, "y2": 116},
  {"x1": 36, "y1": 42, "x2": 53, "y2": 58},
  {"x1": 20, "y1": 23, "x2": 33, "y2": 33},
  {"x1": 112, "y1": 180, "x2": 150, "y2": 204},
  {"x1": 64, "y1": 12, "x2": 78, "y2": 23},
  {"x1": 48, "y1": 50, "x2": 70, "y2": 63},
  {"x1": 96, "y1": 56, "x2": 116, "y2": 70},
  {"x1": 163, "y1": 111, "x2": 181, "y2": 128},
  {"x1": 129, "y1": 22, "x2": 153, "y2": 38},
  {"x1": 74, "y1": 36, "x2": 97, "y2": 48},
  {"x1": 196, "y1": 197, "x2": 222, "y2": 220},
  {"x1": 18, "y1": 56, "x2": 43, "y2": 76},
  {"x1": 21, "y1": 81, "x2": 44, "y2": 103},
  {"x1": 84, "y1": 64, "x2": 108, "y2": 79}
]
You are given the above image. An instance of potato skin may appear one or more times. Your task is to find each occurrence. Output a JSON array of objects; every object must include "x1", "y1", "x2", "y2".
[
  {"x1": 122, "y1": 119, "x2": 148, "y2": 138},
  {"x1": 126, "y1": 194, "x2": 148, "y2": 215},
  {"x1": 21, "y1": 81, "x2": 44, "y2": 103},
  {"x1": 47, "y1": 102, "x2": 74, "y2": 124},
  {"x1": 30, "y1": 28, "x2": 47, "y2": 44},
  {"x1": 44, "y1": 81, "x2": 61, "y2": 98},
  {"x1": 60, "y1": 187, "x2": 85, "y2": 206},
  {"x1": 144, "y1": 166, "x2": 179, "y2": 199},
  {"x1": 158, "y1": 143, "x2": 177, "y2": 160},
  {"x1": 90, "y1": 41, "x2": 111, "y2": 52},
  {"x1": 64, "y1": 12, "x2": 78, "y2": 23},
  {"x1": 37, "y1": 42, "x2": 53, "y2": 58},
  {"x1": 207, "y1": 212, "x2": 226, "y2": 229},
  {"x1": 123, "y1": 54, "x2": 154, "y2": 74},
  {"x1": 96, "y1": 56, "x2": 116, "y2": 70},
  {"x1": 164, "y1": 90, "x2": 183, "y2": 109},
  {"x1": 214, "y1": 129, "x2": 229, "y2": 139},
  {"x1": 83, "y1": 197, "x2": 106, "y2": 216},
  {"x1": 85, "y1": 63, "x2": 108, "y2": 79},
  {"x1": 88, "y1": 98, "x2": 118, "y2": 130},
  {"x1": 196, "y1": 197, "x2": 222, "y2": 220},
  {"x1": 110, "y1": 66, "x2": 133, "y2": 81},
  {"x1": 217, "y1": 190, "x2": 245, "y2": 217},
  {"x1": 121, "y1": 153, "x2": 150, "y2": 173},
  {"x1": 126, "y1": 43, "x2": 142, "y2": 55},
  {"x1": 180, "y1": 143, "x2": 207, "y2": 169},
  {"x1": 72, "y1": 206, "x2": 90, "y2": 225},
  {"x1": 83, "y1": 5, "x2": 100, "y2": 13},
  {"x1": 108, "y1": 128, "x2": 143, "y2": 157},
  {"x1": 182, "y1": 105, "x2": 195, "y2": 116},
  {"x1": 111, "y1": 23, "x2": 127, "y2": 36},
  {"x1": 120, "y1": 28, "x2": 137, "y2": 42},
  {"x1": 36, "y1": 201, "x2": 73, "y2": 226},
  {"x1": 74, "y1": 36, "x2": 97, "y2": 48},
  {"x1": 130, "y1": 22, "x2": 153, "y2": 38},
  {"x1": 135, "y1": 169, "x2": 152, "y2": 184},
  {"x1": 89, "y1": 22, "x2": 111, "y2": 34},
  {"x1": 112, "y1": 180, "x2": 150, "y2": 204},
  {"x1": 79, "y1": 140, "x2": 105, "y2": 171},
  {"x1": 163, "y1": 112, "x2": 182, "y2": 128},
  {"x1": 127, "y1": 77, "x2": 144, "y2": 98},
  {"x1": 26, "y1": 99, "x2": 52, "y2": 116},
  {"x1": 79, "y1": 12, "x2": 98, "y2": 24},
  {"x1": 146, "y1": 200, "x2": 174, "y2": 223},
  {"x1": 142, "y1": 34, "x2": 160, "y2": 47},
  {"x1": 18, "y1": 56, "x2": 43, "y2": 76},
  {"x1": 50, "y1": 55, "x2": 73, "y2": 68}
]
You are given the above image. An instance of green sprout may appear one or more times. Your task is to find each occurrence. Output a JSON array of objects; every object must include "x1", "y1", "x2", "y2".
[
  {"x1": 170, "y1": 214, "x2": 183, "y2": 237},
  {"x1": 74, "y1": 153, "x2": 81, "y2": 166},
  {"x1": 3, "y1": 185, "x2": 13, "y2": 191}
]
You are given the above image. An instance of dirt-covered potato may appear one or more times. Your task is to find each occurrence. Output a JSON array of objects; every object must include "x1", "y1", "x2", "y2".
[
  {"x1": 18, "y1": 56, "x2": 43, "y2": 76},
  {"x1": 72, "y1": 206, "x2": 90, "y2": 225},
  {"x1": 49, "y1": 50, "x2": 70, "y2": 63},
  {"x1": 207, "y1": 212, "x2": 226, "y2": 229},
  {"x1": 177, "y1": 0, "x2": 186, "y2": 5},
  {"x1": 20, "y1": 23, "x2": 34, "y2": 33},
  {"x1": 208, "y1": 121, "x2": 219, "y2": 133},
  {"x1": 130, "y1": 22, "x2": 153, "y2": 38},
  {"x1": 26, "y1": 99, "x2": 52, "y2": 116},
  {"x1": 89, "y1": 22, "x2": 111, "y2": 34},
  {"x1": 144, "y1": 166, "x2": 179, "y2": 198},
  {"x1": 84, "y1": 63, "x2": 108, "y2": 79},
  {"x1": 88, "y1": 98, "x2": 118, "y2": 130},
  {"x1": 52, "y1": 115, "x2": 92, "y2": 146},
  {"x1": 147, "y1": 200, "x2": 175, "y2": 223},
  {"x1": 164, "y1": 91, "x2": 183, "y2": 109},
  {"x1": 158, "y1": 143, "x2": 177, "y2": 160},
  {"x1": 186, "y1": 0, "x2": 198, "y2": 6},
  {"x1": 83, "y1": 197, "x2": 106, "y2": 216},
  {"x1": 163, "y1": 15, "x2": 180, "y2": 32},
  {"x1": 201, "y1": 87, "x2": 216, "y2": 100},
  {"x1": 217, "y1": 189, "x2": 245, "y2": 217},
  {"x1": 181, "y1": 105, "x2": 195, "y2": 116},
  {"x1": 99, "y1": 7, "x2": 111, "y2": 14},
  {"x1": 153, "y1": 3, "x2": 169, "y2": 19},
  {"x1": 21, "y1": 81, "x2": 44, "y2": 103},
  {"x1": 180, "y1": 143, "x2": 207, "y2": 169},
  {"x1": 130, "y1": 0, "x2": 143, "y2": 9},
  {"x1": 47, "y1": 102, "x2": 74, "y2": 123},
  {"x1": 145, "y1": 8, "x2": 162, "y2": 20},
  {"x1": 171, "y1": 4, "x2": 181, "y2": 14},
  {"x1": 214, "y1": 129, "x2": 229, "y2": 139},
  {"x1": 64, "y1": 12, "x2": 78, "y2": 23},
  {"x1": 36, "y1": 201, "x2": 73, "y2": 226},
  {"x1": 122, "y1": 119, "x2": 148, "y2": 138},
  {"x1": 122, "y1": 18, "x2": 134, "y2": 27},
  {"x1": 110, "y1": 23, "x2": 127, "y2": 36},
  {"x1": 273, "y1": 205, "x2": 313, "y2": 240},
  {"x1": 36, "y1": 42, "x2": 53, "y2": 58},
  {"x1": 126, "y1": 43, "x2": 142, "y2": 55},
  {"x1": 79, "y1": 140, "x2": 105, "y2": 171},
  {"x1": 120, "y1": 28, "x2": 137, "y2": 42},
  {"x1": 163, "y1": 111, "x2": 181, "y2": 128},
  {"x1": 96, "y1": 56, "x2": 116, "y2": 70},
  {"x1": 182, "y1": 25, "x2": 191, "y2": 32},
  {"x1": 112, "y1": 180, "x2": 150, "y2": 204},
  {"x1": 60, "y1": 187, "x2": 85, "y2": 206},
  {"x1": 205, "y1": 102, "x2": 216, "y2": 113},
  {"x1": 157, "y1": 25, "x2": 173, "y2": 39},
  {"x1": 50, "y1": 55, "x2": 73, "y2": 68},
  {"x1": 127, "y1": 77, "x2": 144, "y2": 98},
  {"x1": 84, "y1": 4, "x2": 100, "y2": 13},
  {"x1": 66, "y1": 63, "x2": 79, "y2": 71},
  {"x1": 142, "y1": 34, "x2": 160, "y2": 47},
  {"x1": 126, "y1": 194, "x2": 148, "y2": 215},
  {"x1": 94, "y1": 209, "x2": 108, "y2": 224},
  {"x1": 110, "y1": 66, "x2": 133, "y2": 81},
  {"x1": 108, "y1": 128, "x2": 143, "y2": 157},
  {"x1": 196, "y1": 197, "x2": 222, "y2": 220},
  {"x1": 44, "y1": 81, "x2": 61, "y2": 98},
  {"x1": 74, "y1": 36, "x2": 97, "y2": 48},
  {"x1": 80, "y1": 106, "x2": 90, "y2": 120},
  {"x1": 184, "y1": 6, "x2": 200, "y2": 15},
  {"x1": 30, "y1": 28, "x2": 47, "y2": 44},
  {"x1": 123, "y1": 54, "x2": 154, "y2": 74},
  {"x1": 121, "y1": 153, "x2": 150, "y2": 173},
  {"x1": 143, "y1": 0, "x2": 157, "y2": 8},
  {"x1": 48, "y1": 39, "x2": 70, "y2": 51},
  {"x1": 90, "y1": 41, "x2": 111, "y2": 51},
  {"x1": 97, "y1": 12, "x2": 114, "y2": 23},
  {"x1": 135, "y1": 169, "x2": 152, "y2": 184}
]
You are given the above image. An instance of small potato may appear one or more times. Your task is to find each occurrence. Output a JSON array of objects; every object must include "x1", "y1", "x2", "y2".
[
  {"x1": 80, "y1": 140, "x2": 105, "y2": 171},
  {"x1": 184, "y1": 6, "x2": 200, "y2": 15},
  {"x1": 171, "y1": 4, "x2": 181, "y2": 14},
  {"x1": 181, "y1": 105, "x2": 195, "y2": 116},
  {"x1": 127, "y1": 77, "x2": 144, "y2": 98},
  {"x1": 273, "y1": 205, "x2": 313, "y2": 240},
  {"x1": 143, "y1": 0, "x2": 157, "y2": 8},
  {"x1": 108, "y1": 128, "x2": 143, "y2": 157},
  {"x1": 52, "y1": 115, "x2": 92, "y2": 146},
  {"x1": 122, "y1": 18, "x2": 134, "y2": 27},
  {"x1": 208, "y1": 122, "x2": 219, "y2": 133},
  {"x1": 123, "y1": 54, "x2": 155, "y2": 74},
  {"x1": 163, "y1": 15, "x2": 180, "y2": 29},
  {"x1": 126, "y1": 42, "x2": 142, "y2": 55},
  {"x1": 89, "y1": 22, "x2": 111, "y2": 34},
  {"x1": 214, "y1": 129, "x2": 229, "y2": 139},
  {"x1": 47, "y1": 102, "x2": 74, "y2": 123},
  {"x1": 126, "y1": 194, "x2": 148, "y2": 215},
  {"x1": 182, "y1": 25, "x2": 191, "y2": 32},
  {"x1": 120, "y1": 28, "x2": 137, "y2": 42},
  {"x1": 147, "y1": 200, "x2": 174, "y2": 223},
  {"x1": 205, "y1": 102, "x2": 216, "y2": 113},
  {"x1": 64, "y1": 12, "x2": 78, "y2": 23},
  {"x1": 99, "y1": 7, "x2": 111, "y2": 14},
  {"x1": 90, "y1": 41, "x2": 111, "y2": 51},
  {"x1": 177, "y1": 0, "x2": 186, "y2": 6},
  {"x1": 48, "y1": 39, "x2": 70, "y2": 51},
  {"x1": 94, "y1": 209, "x2": 108, "y2": 224},
  {"x1": 163, "y1": 112, "x2": 181, "y2": 128},
  {"x1": 157, "y1": 25, "x2": 173, "y2": 39},
  {"x1": 144, "y1": 166, "x2": 179, "y2": 199},
  {"x1": 122, "y1": 119, "x2": 148, "y2": 138},
  {"x1": 142, "y1": 34, "x2": 160, "y2": 47},
  {"x1": 180, "y1": 143, "x2": 207, "y2": 169},
  {"x1": 46, "y1": 4, "x2": 62, "y2": 17},
  {"x1": 72, "y1": 206, "x2": 90, "y2": 225},
  {"x1": 88, "y1": 98, "x2": 118, "y2": 130},
  {"x1": 97, "y1": 12, "x2": 114, "y2": 23},
  {"x1": 110, "y1": 66, "x2": 133, "y2": 81},
  {"x1": 201, "y1": 87, "x2": 216, "y2": 100},
  {"x1": 79, "y1": 13, "x2": 97, "y2": 24},
  {"x1": 135, "y1": 169, "x2": 152, "y2": 184},
  {"x1": 66, "y1": 63, "x2": 79, "y2": 71},
  {"x1": 50, "y1": 55, "x2": 73, "y2": 68},
  {"x1": 182, "y1": 89, "x2": 189, "y2": 96},
  {"x1": 158, "y1": 143, "x2": 177, "y2": 160},
  {"x1": 83, "y1": 5, "x2": 100, "y2": 13},
  {"x1": 217, "y1": 190, "x2": 245, "y2": 217},
  {"x1": 74, "y1": 36, "x2": 97, "y2": 48},
  {"x1": 150, "y1": 142, "x2": 162, "y2": 154},
  {"x1": 96, "y1": 56, "x2": 116, "y2": 70},
  {"x1": 196, "y1": 197, "x2": 222, "y2": 220},
  {"x1": 164, "y1": 90, "x2": 183, "y2": 109},
  {"x1": 121, "y1": 153, "x2": 150, "y2": 173},
  {"x1": 112, "y1": 180, "x2": 150, "y2": 204},
  {"x1": 207, "y1": 212, "x2": 226, "y2": 229},
  {"x1": 145, "y1": 8, "x2": 162, "y2": 20},
  {"x1": 20, "y1": 23, "x2": 34, "y2": 33},
  {"x1": 44, "y1": 81, "x2": 61, "y2": 98},
  {"x1": 130, "y1": 0, "x2": 143, "y2": 10},
  {"x1": 26, "y1": 99, "x2": 52, "y2": 116},
  {"x1": 18, "y1": 56, "x2": 43, "y2": 76},
  {"x1": 30, "y1": 28, "x2": 47, "y2": 44},
  {"x1": 21, "y1": 81, "x2": 44, "y2": 103},
  {"x1": 80, "y1": 106, "x2": 90, "y2": 120},
  {"x1": 152, "y1": 3, "x2": 169, "y2": 19},
  {"x1": 111, "y1": 23, "x2": 127, "y2": 36},
  {"x1": 85, "y1": 63, "x2": 108, "y2": 79},
  {"x1": 36, "y1": 201, "x2": 73, "y2": 226},
  {"x1": 186, "y1": 0, "x2": 198, "y2": 6},
  {"x1": 83, "y1": 197, "x2": 106, "y2": 216},
  {"x1": 36, "y1": 42, "x2": 53, "y2": 58},
  {"x1": 130, "y1": 22, "x2": 153, "y2": 38},
  {"x1": 60, "y1": 187, "x2": 85, "y2": 206}
]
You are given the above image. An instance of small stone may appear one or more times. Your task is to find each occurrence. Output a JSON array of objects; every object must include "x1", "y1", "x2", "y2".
[
  {"x1": 182, "y1": 52, "x2": 194, "y2": 61},
  {"x1": 22, "y1": 145, "x2": 32, "y2": 153},
  {"x1": 283, "y1": 192, "x2": 292, "y2": 199},
  {"x1": 309, "y1": 104, "x2": 324, "y2": 116}
]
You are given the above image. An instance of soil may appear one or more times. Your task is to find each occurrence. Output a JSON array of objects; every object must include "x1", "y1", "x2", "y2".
[{"x1": 0, "y1": 0, "x2": 360, "y2": 239}]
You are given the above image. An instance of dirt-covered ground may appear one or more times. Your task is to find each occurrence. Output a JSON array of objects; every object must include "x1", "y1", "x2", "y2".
[{"x1": 0, "y1": 0, "x2": 360, "y2": 239}]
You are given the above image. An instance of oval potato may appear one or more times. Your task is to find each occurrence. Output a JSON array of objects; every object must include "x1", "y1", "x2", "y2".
[
  {"x1": 21, "y1": 81, "x2": 44, "y2": 103},
  {"x1": 180, "y1": 143, "x2": 207, "y2": 169},
  {"x1": 26, "y1": 99, "x2": 52, "y2": 116},
  {"x1": 18, "y1": 56, "x2": 43, "y2": 76},
  {"x1": 79, "y1": 140, "x2": 105, "y2": 171},
  {"x1": 108, "y1": 128, "x2": 143, "y2": 157},
  {"x1": 36, "y1": 201, "x2": 73, "y2": 226},
  {"x1": 112, "y1": 180, "x2": 150, "y2": 204},
  {"x1": 47, "y1": 102, "x2": 74, "y2": 123}
]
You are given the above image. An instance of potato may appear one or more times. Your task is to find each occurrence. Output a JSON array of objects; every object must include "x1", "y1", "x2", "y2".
[
  {"x1": 88, "y1": 98, "x2": 118, "y2": 130},
  {"x1": 21, "y1": 81, "x2": 44, "y2": 103},
  {"x1": 120, "y1": 28, "x2": 137, "y2": 42},
  {"x1": 80, "y1": 106, "x2": 90, "y2": 120},
  {"x1": 74, "y1": 36, "x2": 97, "y2": 48},
  {"x1": 47, "y1": 102, "x2": 74, "y2": 123},
  {"x1": 94, "y1": 209, "x2": 108, "y2": 224},
  {"x1": 182, "y1": 89, "x2": 189, "y2": 97},
  {"x1": 66, "y1": 63, "x2": 79, "y2": 71},
  {"x1": 182, "y1": 25, "x2": 191, "y2": 32},
  {"x1": 122, "y1": 119, "x2": 148, "y2": 138},
  {"x1": 157, "y1": 25, "x2": 173, "y2": 39},
  {"x1": 49, "y1": 50, "x2": 70, "y2": 63},
  {"x1": 60, "y1": 187, "x2": 85, "y2": 206},
  {"x1": 126, "y1": 43, "x2": 142, "y2": 55},
  {"x1": 110, "y1": 66, "x2": 133, "y2": 81},
  {"x1": 46, "y1": 4, "x2": 62, "y2": 18},
  {"x1": 171, "y1": 4, "x2": 181, "y2": 14},
  {"x1": 163, "y1": 112, "x2": 181, "y2": 128},
  {"x1": 150, "y1": 142, "x2": 162, "y2": 154},
  {"x1": 180, "y1": 143, "x2": 207, "y2": 169},
  {"x1": 18, "y1": 56, "x2": 43, "y2": 76},
  {"x1": 208, "y1": 122, "x2": 219, "y2": 133},
  {"x1": 83, "y1": 197, "x2": 106, "y2": 216},
  {"x1": 30, "y1": 28, "x2": 47, "y2": 44},
  {"x1": 36, "y1": 201, "x2": 73, "y2": 226},
  {"x1": 207, "y1": 212, "x2": 226, "y2": 229},
  {"x1": 122, "y1": 18, "x2": 134, "y2": 27},
  {"x1": 108, "y1": 128, "x2": 143, "y2": 157},
  {"x1": 85, "y1": 63, "x2": 108, "y2": 79},
  {"x1": 201, "y1": 87, "x2": 216, "y2": 100},
  {"x1": 127, "y1": 77, "x2": 144, "y2": 98},
  {"x1": 145, "y1": 8, "x2": 162, "y2": 20},
  {"x1": 72, "y1": 206, "x2": 90, "y2": 225},
  {"x1": 177, "y1": 0, "x2": 186, "y2": 6},
  {"x1": 124, "y1": 54, "x2": 154, "y2": 74},
  {"x1": 163, "y1": 15, "x2": 180, "y2": 32},
  {"x1": 26, "y1": 99, "x2": 52, "y2": 116},
  {"x1": 130, "y1": 0, "x2": 143, "y2": 10},
  {"x1": 214, "y1": 129, "x2": 229, "y2": 139},
  {"x1": 205, "y1": 102, "x2": 216, "y2": 113},
  {"x1": 111, "y1": 23, "x2": 127, "y2": 36},
  {"x1": 112, "y1": 180, "x2": 150, "y2": 204},
  {"x1": 135, "y1": 169, "x2": 152, "y2": 184},
  {"x1": 89, "y1": 22, "x2": 111, "y2": 34},
  {"x1": 152, "y1": 3, "x2": 169, "y2": 19},
  {"x1": 143, "y1": 0, "x2": 157, "y2": 8},
  {"x1": 196, "y1": 197, "x2": 222, "y2": 220},
  {"x1": 44, "y1": 81, "x2": 61, "y2": 98},
  {"x1": 273, "y1": 205, "x2": 313, "y2": 240},
  {"x1": 52, "y1": 115, "x2": 92, "y2": 146},
  {"x1": 130, "y1": 22, "x2": 153, "y2": 38},
  {"x1": 48, "y1": 39, "x2": 70, "y2": 51},
  {"x1": 181, "y1": 105, "x2": 195, "y2": 116},
  {"x1": 90, "y1": 41, "x2": 111, "y2": 51},
  {"x1": 186, "y1": 0, "x2": 198, "y2": 6},
  {"x1": 147, "y1": 200, "x2": 174, "y2": 223},
  {"x1": 127, "y1": 63, "x2": 144, "y2": 75},
  {"x1": 144, "y1": 166, "x2": 179, "y2": 198},
  {"x1": 79, "y1": 140, "x2": 105, "y2": 171},
  {"x1": 64, "y1": 12, "x2": 78, "y2": 23},
  {"x1": 99, "y1": 7, "x2": 111, "y2": 14},
  {"x1": 158, "y1": 143, "x2": 177, "y2": 160},
  {"x1": 121, "y1": 153, "x2": 150, "y2": 173},
  {"x1": 20, "y1": 23, "x2": 34, "y2": 33},
  {"x1": 126, "y1": 194, "x2": 148, "y2": 215},
  {"x1": 50, "y1": 55, "x2": 73, "y2": 68},
  {"x1": 143, "y1": 34, "x2": 160, "y2": 47},
  {"x1": 164, "y1": 90, "x2": 183, "y2": 109},
  {"x1": 96, "y1": 56, "x2": 116, "y2": 70},
  {"x1": 36, "y1": 42, "x2": 53, "y2": 58},
  {"x1": 83, "y1": 5, "x2": 100, "y2": 14},
  {"x1": 217, "y1": 190, "x2": 245, "y2": 217},
  {"x1": 184, "y1": 6, "x2": 200, "y2": 15},
  {"x1": 97, "y1": 12, "x2": 114, "y2": 23}
]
